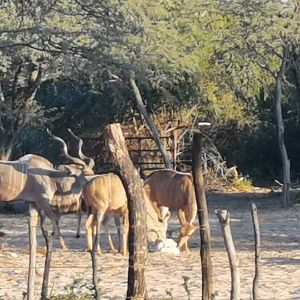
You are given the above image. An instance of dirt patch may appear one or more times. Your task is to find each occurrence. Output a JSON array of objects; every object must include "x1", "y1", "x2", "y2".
[{"x1": 0, "y1": 191, "x2": 299, "y2": 299}]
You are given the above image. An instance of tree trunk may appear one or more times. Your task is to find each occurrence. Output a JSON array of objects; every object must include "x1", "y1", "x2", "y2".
[
  {"x1": 192, "y1": 132, "x2": 213, "y2": 300},
  {"x1": 250, "y1": 202, "x2": 261, "y2": 300},
  {"x1": 129, "y1": 73, "x2": 172, "y2": 169},
  {"x1": 102, "y1": 123, "x2": 148, "y2": 300},
  {"x1": 275, "y1": 73, "x2": 290, "y2": 207},
  {"x1": 216, "y1": 210, "x2": 240, "y2": 300}
]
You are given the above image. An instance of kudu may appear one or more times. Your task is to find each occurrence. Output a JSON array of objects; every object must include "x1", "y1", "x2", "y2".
[
  {"x1": 82, "y1": 173, "x2": 171, "y2": 256},
  {"x1": 82, "y1": 173, "x2": 129, "y2": 255},
  {"x1": 144, "y1": 169, "x2": 199, "y2": 251},
  {"x1": 48, "y1": 129, "x2": 95, "y2": 250},
  {"x1": 36, "y1": 129, "x2": 96, "y2": 300},
  {"x1": 53, "y1": 130, "x2": 122, "y2": 254},
  {"x1": 0, "y1": 153, "x2": 80, "y2": 300}
]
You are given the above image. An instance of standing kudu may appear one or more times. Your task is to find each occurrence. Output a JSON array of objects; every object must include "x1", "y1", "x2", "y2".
[
  {"x1": 0, "y1": 129, "x2": 95, "y2": 300},
  {"x1": 48, "y1": 129, "x2": 95, "y2": 250},
  {"x1": 0, "y1": 153, "x2": 78, "y2": 300},
  {"x1": 82, "y1": 173, "x2": 129, "y2": 256},
  {"x1": 33, "y1": 129, "x2": 96, "y2": 300}
]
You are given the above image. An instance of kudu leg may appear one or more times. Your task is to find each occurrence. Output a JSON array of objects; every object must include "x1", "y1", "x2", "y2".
[
  {"x1": 107, "y1": 232, "x2": 116, "y2": 255},
  {"x1": 178, "y1": 209, "x2": 189, "y2": 252},
  {"x1": 52, "y1": 215, "x2": 68, "y2": 250},
  {"x1": 114, "y1": 215, "x2": 122, "y2": 253},
  {"x1": 40, "y1": 212, "x2": 54, "y2": 300},
  {"x1": 76, "y1": 209, "x2": 82, "y2": 238},
  {"x1": 122, "y1": 213, "x2": 129, "y2": 256},
  {"x1": 90, "y1": 213, "x2": 103, "y2": 300},
  {"x1": 27, "y1": 203, "x2": 39, "y2": 300},
  {"x1": 85, "y1": 214, "x2": 94, "y2": 252}
]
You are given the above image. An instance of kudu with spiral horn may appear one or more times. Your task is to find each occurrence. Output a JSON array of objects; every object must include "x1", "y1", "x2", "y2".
[
  {"x1": 46, "y1": 129, "x2": 96, "y2": 249},
  {"x1": 0, "y1": 151, "x2": 81, "y2": 300},
  {"x1": 36, "y1": 129, "x2": 96, "y2": 300}
]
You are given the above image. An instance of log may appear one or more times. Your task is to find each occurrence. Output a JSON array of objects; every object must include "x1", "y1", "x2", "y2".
[
  {"x1": 250, "y1": 202, "x2": 261, "y2": 300},
  {"x1": 192, "y1": 132, "x2": 213, "y2": 300},
  {"x1": 129, "y1": 73, "x2": 172, "y2": 169},
  {"x1": 102, "y1": 123, "x2": 148, "y2": 300},
  {"x1": 216, "y1": 210, "x2": 240, "y2": 300}
]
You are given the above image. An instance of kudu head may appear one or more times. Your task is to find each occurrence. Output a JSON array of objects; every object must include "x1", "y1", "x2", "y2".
[{"x1": 47, "y1": 129, "x2": 95, "y2": 176}]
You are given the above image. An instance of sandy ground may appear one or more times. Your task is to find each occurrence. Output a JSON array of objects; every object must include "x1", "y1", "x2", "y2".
[{"x1": 0, "y1": 191, "x2": 299, "y2": 300}]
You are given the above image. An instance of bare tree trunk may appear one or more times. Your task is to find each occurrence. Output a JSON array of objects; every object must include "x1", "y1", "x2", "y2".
[
  {"x1": 192, "y1": 132, "x2": 213, "y2": 300},
  {"x1": 129, "y1": 73, "x2": 172, "y2": 169},
  {"x1": 27, "y1": 203, "x2": 38, "y2": 300},
  {"x1": 216, "y1": 210, "x2": 240, "y2": 300},
  {"x1": 250, "y1": 202, "x2": 261, "y2": 300},
  {"x1": 102, "y1": 123, "x2": 148, "y2": 300},
  {"x1": 275, "y1": 72, "x2": 290, "y2": 208}
]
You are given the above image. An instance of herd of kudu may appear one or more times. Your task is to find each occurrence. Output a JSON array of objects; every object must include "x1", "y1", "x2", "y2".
[{"x1": 0, "y1": 129, "x2": 199, "y2": 300}]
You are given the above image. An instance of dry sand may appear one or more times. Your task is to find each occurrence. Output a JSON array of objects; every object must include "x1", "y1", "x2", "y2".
[{"x1": 0, "y1": 191, "x2": 299, "y2": 300}]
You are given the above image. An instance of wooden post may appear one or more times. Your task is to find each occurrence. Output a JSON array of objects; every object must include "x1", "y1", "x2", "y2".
[
  {"x1": 40, "y1": 212, "x2": 54, "y2": 300},
  {"x1": 102, "y1": 123, "x2": 148, "y2": 300},
  {"x1": 129, "y1": 72, "x2": 172, "y2": 169},
  {"x1": 250, "y1": 203, "x2": 261, "y2": 300},
  {"x1": 172, "y1": 132, "x2": 177, "y2": 170},
  {"x1": 192, "y1": 131, "x2": 213, "y2": 300},
  {"x1": 216, "y1": 210, "x2": 240, "y2": 300},
  {"x1": 27, "y1": 203, "x2": 38, "y2": 300}
]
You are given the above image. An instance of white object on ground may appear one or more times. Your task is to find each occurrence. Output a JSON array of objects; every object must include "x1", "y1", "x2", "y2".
[{"x1": 148, "y1": 238, "x2": 180, "y2": 254}]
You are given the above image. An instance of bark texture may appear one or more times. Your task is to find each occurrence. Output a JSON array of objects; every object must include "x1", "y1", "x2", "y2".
[
  {"x1": 251, "y1": 202, "x2": 261, "y2": 300},
  {"x1": 275, "y1": 46, "x2": 291, "y2": 208},
  {"x1": 216, "y1": 210, "x2": 240, "y2": 300},
  {"x1": 192, "y1": 132, "x2": 213, "y2": 300},
  {"x1": 129, "y1": 72, "x2": 172, "y2": 169},
  {"x1": 102, "y1": 123, "x2": 148, "y2": 300}
]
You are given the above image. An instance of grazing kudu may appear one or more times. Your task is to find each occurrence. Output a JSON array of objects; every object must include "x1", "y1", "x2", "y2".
[
  {"x1": 0, "y1": 153, "x2": 78, "y2": 300},
  {"x1": 144, "y1": 169, "x2": 199, "y2": 251},
  {"x1": 83, "y1": 173, "x2": 170, "y2": 255},
  {"x1": 82, "y1": 173, "x2": 129, "y2": 255}
]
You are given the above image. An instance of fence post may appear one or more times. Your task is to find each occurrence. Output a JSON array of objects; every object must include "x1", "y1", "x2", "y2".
[
  {"x1": 192, "y1": 125, "x2": 213, "y2": 300},
  {"x1": 250, "y1": 202, "x2": 261, "y2": 300},
  {"x1": 216, "y1": 210, "x2": 240, "y2": 300},
  {"x1": 172, "y1": 132, "x2": 177, "y2": 170},
  {"x1": 102, "y1": 123, "x2": 148, "y2": 300}
]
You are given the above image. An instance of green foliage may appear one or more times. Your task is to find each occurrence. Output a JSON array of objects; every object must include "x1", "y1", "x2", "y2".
[{"x1": 0, "y1": 0, "x2": 300, "y2": 181}]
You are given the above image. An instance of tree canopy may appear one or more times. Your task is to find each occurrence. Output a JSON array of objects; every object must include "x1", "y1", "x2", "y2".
[{"x1": 0, "y1": 0, "x2": 300, "y2": 185}]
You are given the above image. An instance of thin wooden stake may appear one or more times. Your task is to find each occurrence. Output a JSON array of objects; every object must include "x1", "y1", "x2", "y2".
[
  {"x1": 27, "y1": 203, "x2": 38, "y2": 300},
  {"x1": 216, "y1": 210, "x2": 240, "y2": 300},
  {"x1": 250, "y1": 202, "x2": 261, "y2": 300},
  {"x1": 192, "y1": 132, "x2": 213, "y2": 300},
  {"x1": 40, "y1": 212, "x2": 54, "y2": 300}
]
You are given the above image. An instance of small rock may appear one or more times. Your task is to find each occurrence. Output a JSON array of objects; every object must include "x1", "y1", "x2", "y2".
[{"x1": 10, "y1": 252, "x2": 18, "y2": 258}]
